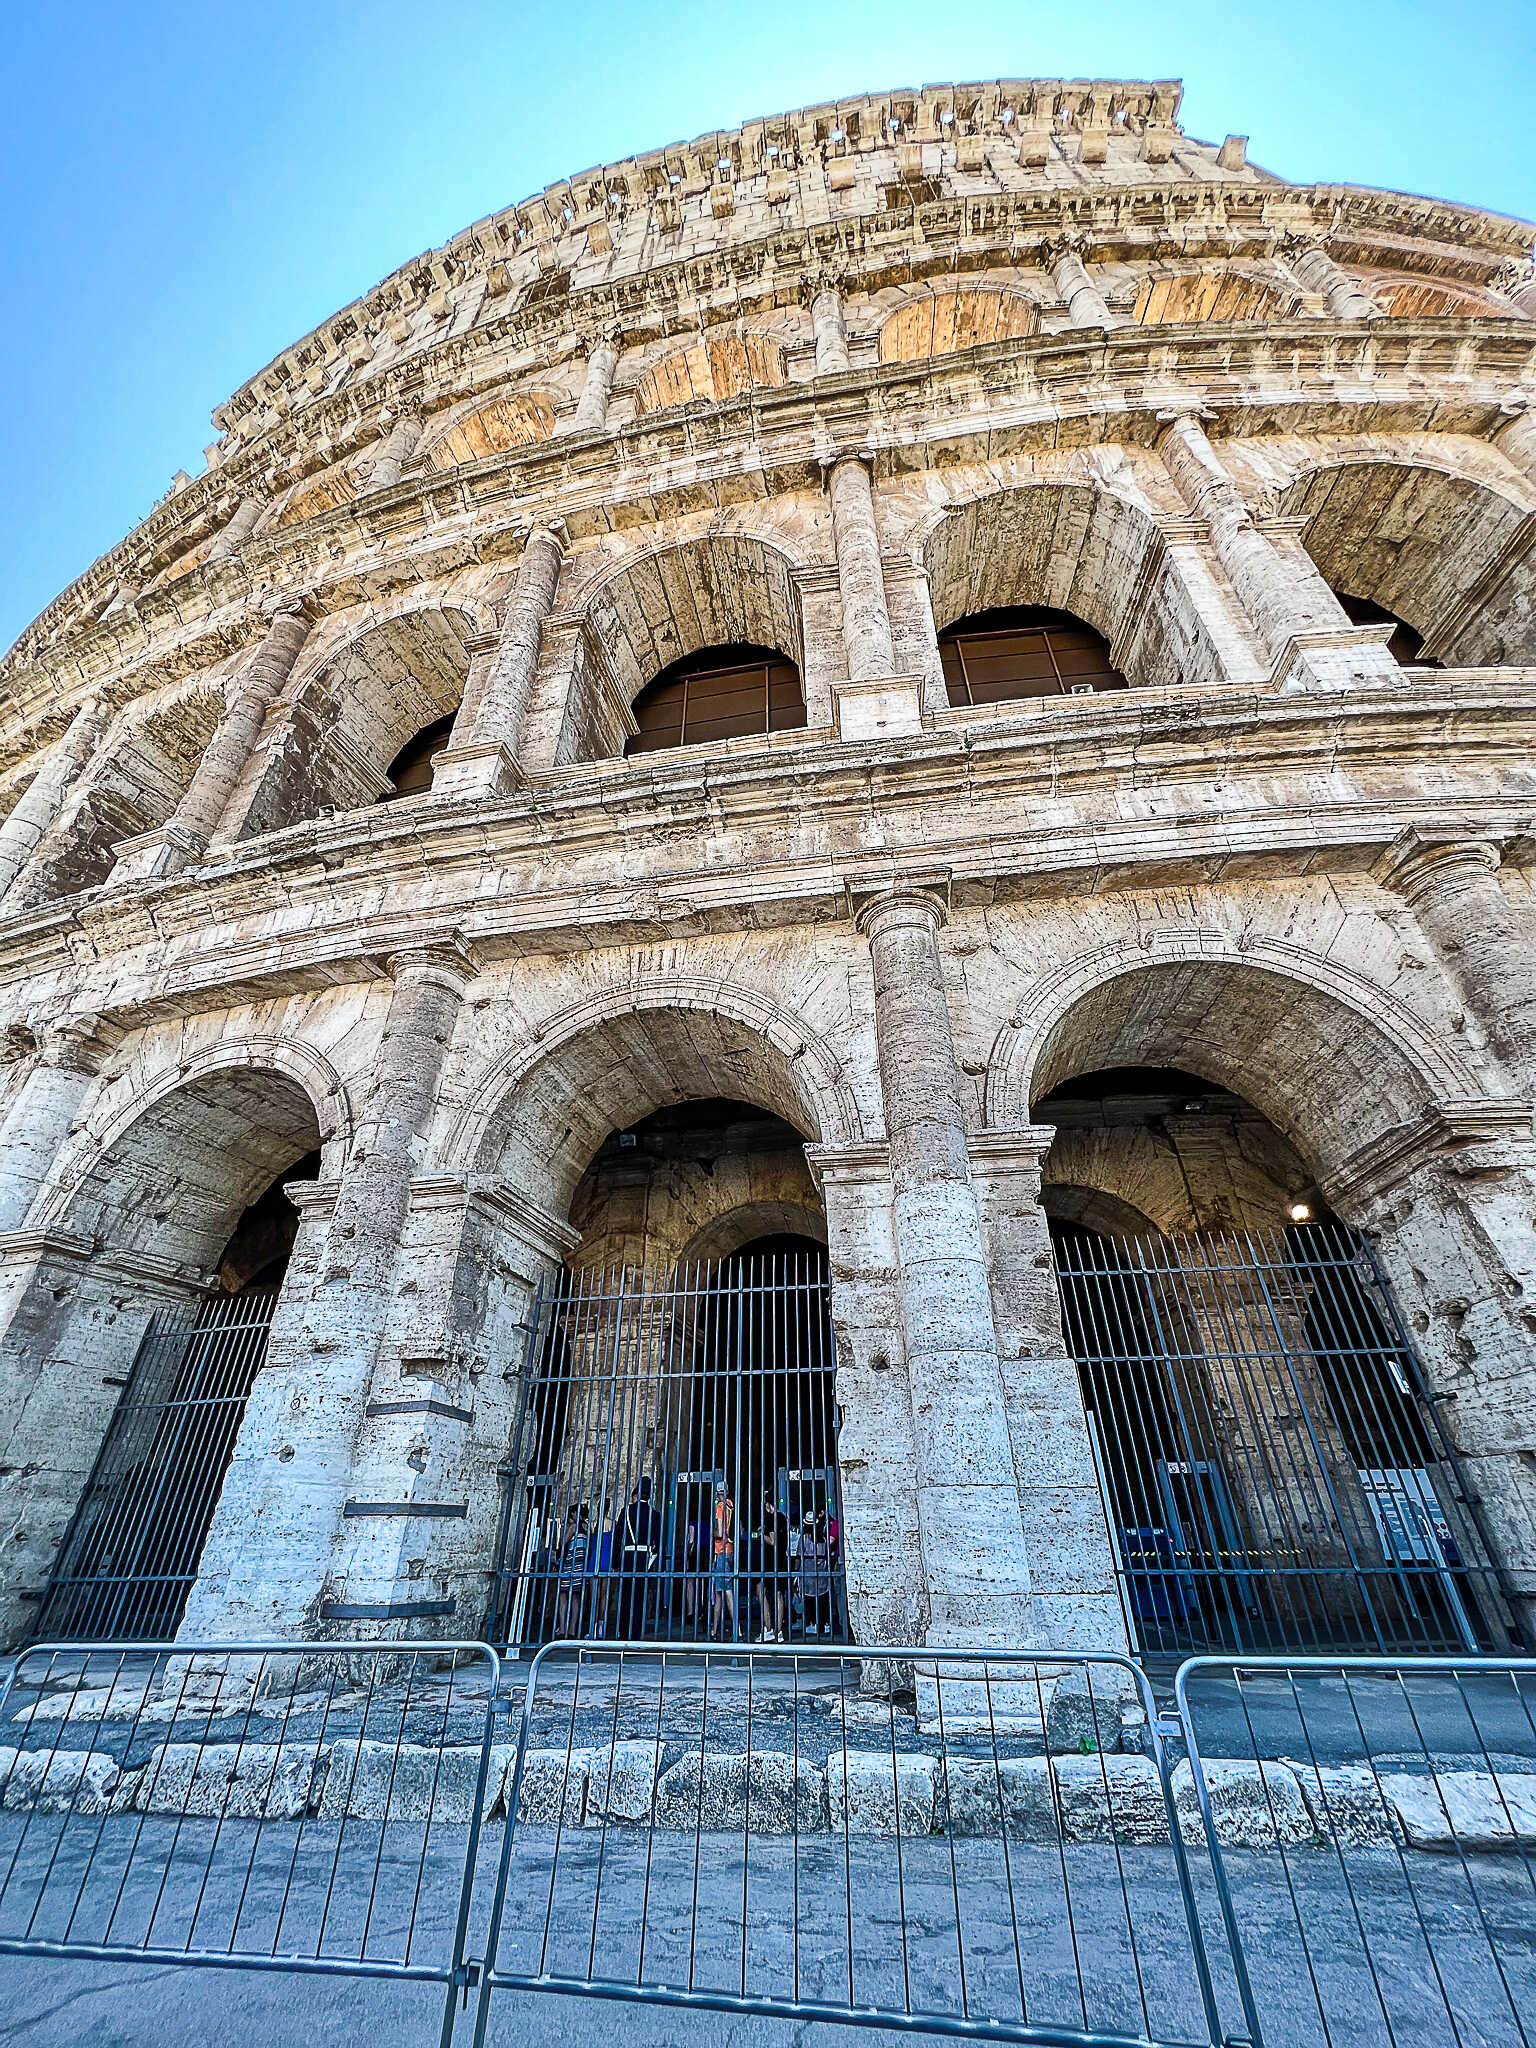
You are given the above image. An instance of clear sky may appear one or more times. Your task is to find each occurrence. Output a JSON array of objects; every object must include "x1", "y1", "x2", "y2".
[{"x1": 3, "y1": 0, "x2": 1533, "y2": 655}]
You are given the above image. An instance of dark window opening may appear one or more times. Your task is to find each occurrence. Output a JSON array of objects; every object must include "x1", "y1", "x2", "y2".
[
  {"x1": 626, "y1": 643, "x2": 806, "y2": 755},
  {"x1": 1336, "y1": 592, "x2": 1440, "y2": 668},
  {"x1": 939, "y1": 606, "x2": 1128, "y2": 705},
  {"x1": 383, "y1": 713, "x2": 456, "y2": 798}
]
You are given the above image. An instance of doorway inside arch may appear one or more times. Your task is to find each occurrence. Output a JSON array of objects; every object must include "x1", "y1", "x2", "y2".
[
  {"x1": 1039, "y1": 1066, "x2": 1514, "y2": 1658},
  {"x1": 489, "y1": 1102, "x2": 848, "y2": 1648},
  {"x1": 31, "y1": 1147, "x2": 321, "y2": 1643}
]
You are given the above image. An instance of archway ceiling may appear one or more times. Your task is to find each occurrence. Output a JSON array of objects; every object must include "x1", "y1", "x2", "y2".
[
  {"x1": 585, "y1": 537, "x2": 802, "y2": 701},
  {"x1": 1280, "y1": 464, "x2": 1536, "y2": 665},
  {"x1": 1029, "y1": 961, "x2": 1433, "y2": 1176},
  {"x1": 63, "y1": 1068, "x2": 323, "y2": 1269},
  {"x1": 483, "y1": 1007, "x2": 821, "y2": 1212}
]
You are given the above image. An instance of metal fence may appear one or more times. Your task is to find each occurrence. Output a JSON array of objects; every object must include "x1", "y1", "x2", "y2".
[
  {"x1": 32, "y1": 1293, "x2": 279, "y2": 1642},
  {"x1": 8, "y1": 1636, "x2": 1536, "y2": 2047},
  {"x1": 1054, "y1": 1224, "x2": 1518, "y2": 1659},
  {"x1": 1175, "y1": 1654, "x2": 1536, "y2": 2048},
  {"x1": 488, "y1": 1249, "x2": 851, "y2": 1651},
  {"x1": 474, "y1": 1642, "x2": 1230, "y2": 2047},
  {"x1": 0, "y1": 1638, "x2": 502, "y2": 2046}
]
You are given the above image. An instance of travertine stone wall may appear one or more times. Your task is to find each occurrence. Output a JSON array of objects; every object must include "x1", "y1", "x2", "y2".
[{"x1": 0, "y1": 75, "x2": 1534, "y2": 1654}]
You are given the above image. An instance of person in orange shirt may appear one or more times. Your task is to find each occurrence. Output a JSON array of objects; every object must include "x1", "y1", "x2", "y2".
[{"x1": 709, "y1": 1479, "x2": 736, "y2": 1640}]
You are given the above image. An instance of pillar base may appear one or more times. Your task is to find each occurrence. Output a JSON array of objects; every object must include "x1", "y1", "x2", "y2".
[
  {"x1": 108, "y1": 821, "x2": 209, "y2": 883},
  {"x1": 831, "y1": 671, "x2": 926, "y2": 742},
  {"x1": 1271, "y1": 624, "x2": 1403, "y2": 692},
  {"x1": 427, "y1": 740, "x2": 525, "y2": 802}
]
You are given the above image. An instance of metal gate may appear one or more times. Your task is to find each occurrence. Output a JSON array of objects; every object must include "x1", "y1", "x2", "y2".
[
  {"x1": 1054, "y1": 1221, "x2": 1519, "y2": 1658},
  {"x1": 487, "y1": 1247, "x2": 848, "y2": 1649},
  {"x1": 32, "y1": 1290, "x2": 277, "y2": 1643}
]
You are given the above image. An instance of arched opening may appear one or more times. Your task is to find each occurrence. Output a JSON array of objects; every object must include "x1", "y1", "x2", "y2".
[
  {"x1": 921, "y1": 484, "x2": 1225, "y2": 694},
  {"x1": 939, "y1": 605, "x2": 1128, "y2": 705},
  {"x1": 625, "y1": 643, "x2": 806, "y2": 754},
  {"x1": 483, "y1": 1083, "x2": 847, "y2": 1649},
  {"x1": 381, "y1": 711, "x2": 456, "y2": 798},
  {"x1": 235, "y1": 607, "x2": 473, "y2": 836},
  {"x1": 1275, "y1": 461, "x2": 1536, "y2": 668},
  {"x1": 878, "y1": 286, "x2": 1039, "y2": 363},
  {"x1": 23, "y1": 1066, "x2": 328, "y2": 1642},
  {"x1": 559, "y1": 536, "x2": 809, "y2": 764},
  {"x1": 1376, "y1": 278, "x2": 1517, "y2": 320},
  {"x1": 422, "y1": 391, "x2": 557, "y2": 469},
  {"x1": 633, "y1": 332, "x2": 787, "y2": 416},
  {"x1": 1024, "y1": 1003, "x2": 1511, "y2": 1658},
  {"x1": 1335, "y1": 591, "x2": 1440, "y2": 668},
  {"x1": 1133, "y1": 272, "x2": 1298, "y2": 326}
]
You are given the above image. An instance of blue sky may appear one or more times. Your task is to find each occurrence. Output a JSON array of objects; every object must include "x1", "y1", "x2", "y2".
[{"x1": 3, "y1": 0, "x2": 1533, "y2": 655}]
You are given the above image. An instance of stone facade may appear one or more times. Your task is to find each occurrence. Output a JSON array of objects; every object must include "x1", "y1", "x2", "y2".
[{"x1": 1, "y1": 77, "x2": 1534, "y2": 1655}]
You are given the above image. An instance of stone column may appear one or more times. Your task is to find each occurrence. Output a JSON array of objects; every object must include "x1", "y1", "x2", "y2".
[
  {"x1": 569, "y1": 332, "x2": 620, "y2": 434},
  {"x1": 432, "y1": 524, "x2": 566, "y2": 799},
  {"x1": 0, "y1": 698, "x2": 110, "y2": 903},
  {"x1": 179, "y1": 939, "x2": 478, "y2": 1640},
  {"x1": 206, "y1": 494, "x2": 266, "y2": 562},
  {"x1": 1158, "y1": 410, "x2": 1399, "y2": 688},
  {"x1": 809, "y1": 276, "x2": 853, "y2": 374},
  {"x1": 1050, "y1": 240, "x2": 1123, "y2": 330},
  {"x1": 968, "y1": 1130, "x2": 1129, "y2": 1652},
  {"x1": 0, "y1": 1014, "x2": 121, "y2": 1233},
  {"x1": 827, "y1": 457, "x2": 895, "y2": 682},
  {"x1": 363, "y1": 408, "x2": 424, "y2": 491},
  {"x1": 1378, "y1": 833, "x2": 1536, "y2": 1089},
  {"x1": 1285, "y1": 237, "x2": 1383, "y2": 320},
  {"x1": 854, "y1": 883, "x2": 1035, "y2": 1646},
  {"x1": 112, "y1": 600, "x2": 314, "y2": 881}
]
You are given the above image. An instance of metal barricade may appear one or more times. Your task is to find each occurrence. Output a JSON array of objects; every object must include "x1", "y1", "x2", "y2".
[
  {"x1": 1175, "y1": 1655, "x2": 1536, "y2": 2048},
  {"x1": 474, "y1": 1640, "x2": 1234, "y2": 2048},
  {"x1": 0, "y1": 1638, "x2": 504, "y2": 2046}
]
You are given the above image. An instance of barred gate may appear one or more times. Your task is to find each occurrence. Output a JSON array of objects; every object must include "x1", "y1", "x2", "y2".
[
  {"x1": 1054, "y1": 1223, "x2": 1519, "y2": 1658},
  {"x1": 488, "y1": 1248, "x2": 849, "y2": 1650},
  {"x1": 32, "y1": 1291, "x2": 278, "y2": 1643}
]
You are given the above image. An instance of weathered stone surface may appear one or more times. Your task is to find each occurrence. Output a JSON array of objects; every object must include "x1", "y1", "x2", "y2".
[
  {"x1": 0, "y1": 1744, "x2": 120, "y2": 1814},
  {"x1": 652, "y1": 1750, "x2": 828, "y2": 1833},
  {"x1": 1053, "y1": 1754, "x2": 1171, "y2": 1843},
  {"x1": 1171, "y1": 1759, "x2": 1316, "y2": 1848},
  {"x1": 0, "y1": 70, "x2": 1533, "y2": 1680},
  {"x1": 1290, "y1": 1763, "x2": 1401, "y2": 1847},
  {"x1": 316, "y1": 1738, "x2": 494, "y2": 1823},
  {"x1": 943, "y1": 1755, "x2": 1060, "y2": 1840},
  {"x1": 583, "y1": 1741, "x2": 662, "y2": 1826},
  {"x1": 509, "y1": 1747, "x2": 590, "y2": 1828},
  {"x1": 125, "y1": 1742, "x2": 319, "y2": 1820},
  {"x1": 827, "y1": 1748, "x2": 939, "y2": 1835},
  {"x1": 1045, "y1": 1669, "x2": 1135, "y2": 1754},
  {"x1": 1382, "y1": 1770, "x2": 1536, "y2": 1851}
]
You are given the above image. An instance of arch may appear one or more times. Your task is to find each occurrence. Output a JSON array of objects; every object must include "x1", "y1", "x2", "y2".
[
  {"x1": 560, "y1": 534, "x2": 808, "y2": 762},
  {"x1": 878, "y1": 285, "x2": 1039, "y2": 363},
  {"x1": 421, "y1": 390, "x2": 558, "y2": 470},
  {"x1": 36, "y1": 1033, "x2": 353, "y2": 1241},
  {"x1": 632, "y1": 331, "x2": 787, "y2": 416},
  {"x1": 272, "y1": 458, "x2": 361, "y2": 528},
  {"x1": 235, "y1": 604, "x2": 478, "y2": 837},
  {"x1": 937, "y1": 605, "x2": 1127, "y2": 703},
  {"x1": 1040, "y1": 1183, "x2": 1162, "y2": 1236},
  {"x1": 921, "y1": 482, "x2": 1226, "y2": 693},
  {"x1": 1133, "y1": 269, "x2": 1299, "y2": 327},
  {"x1": 10, "y1": 677, "x2": 224, "y2": 909},
  {"x1": 1273, "y1": 459, "x2": 1536, "y2": 667},
  {"x1": 36, "y1": 1047, "x2": 337, "y2": 1268},
  {"x1": 986, "y1": 935, "x2": 1485, "y2": 1182},
  {"x1": 448, "y1": 978, "x2": 865, "y2": 1214},
  {"x1": 675, "y1": 1201, "x2": 829, "y2": 1270},
  {"x1": 1375, "y1": 277, "x2": 1520, "y2": 320}
]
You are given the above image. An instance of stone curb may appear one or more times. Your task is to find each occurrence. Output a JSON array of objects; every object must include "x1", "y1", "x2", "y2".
[{"x1": 5, "y1": 1740, "x2": 1534, "y2": 1850}]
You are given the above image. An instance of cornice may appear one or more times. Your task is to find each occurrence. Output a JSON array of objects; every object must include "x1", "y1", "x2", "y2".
[{"x1": 0, "y1": 684, "x2": 1531, "y2": 1011}]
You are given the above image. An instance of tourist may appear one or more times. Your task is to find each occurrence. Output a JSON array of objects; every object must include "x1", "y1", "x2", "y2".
[{"x1": 709, "y1": 1480, "x2": 736, "y2": 1640}]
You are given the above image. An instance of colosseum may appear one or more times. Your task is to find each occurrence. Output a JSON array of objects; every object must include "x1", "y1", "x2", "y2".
[{"x1": 1, "y1": 76, "x2": 1534, "y2": 1671}]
